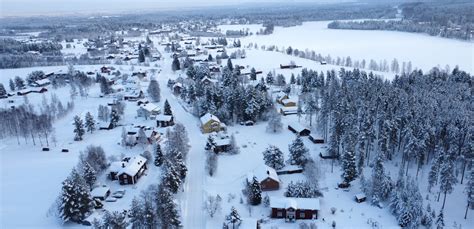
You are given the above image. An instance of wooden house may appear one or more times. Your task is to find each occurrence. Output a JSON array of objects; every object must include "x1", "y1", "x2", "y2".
[
  {"x1": 355, "y1": 193, "x2": 367, "y2": 203},
  {"x1": 247, "y1": 165, "x2": 280, "y2": 191},
  {"x1": 288, "y1": 123, "x2": 311, "y2": 136},
  {"x1": 270, "y1": 197, "x2": 320, "y2": 221},
  {"x1": 101, "y1": 66, "x2": 111, "y2": 74},
  {"x1": 280, "y1": 107, "x2": 298, "y2": 116},
  {"x1": 156, "y1": 115, "x2": 175, "y2": 127},
  {"x1": 172, "y1": 83, "x2": 183, "y2": 94},
  {"x1": 213, "y1": 137, "x2": 232, "y2": 153},
  {"x1": 137, "y1": 103, "x2": 160, "y2": 119},
  {"x1": 109, "y1": 156, "x2": 148, "y2": 185},
  {"x1": 32, "y1": 78, "x2": 51, "y2": 87},
  {"x1": 124, "y1": 90, "x2": 145, "y2": 101},
  {"x1": 200, "y1": 113, "x2": 224, "y2": 133}
]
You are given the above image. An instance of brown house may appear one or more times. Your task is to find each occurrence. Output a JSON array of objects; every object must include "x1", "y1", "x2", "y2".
[
  {"x1": 247, "y1": 165, "x2": 280, "y2": 191},
  {"x1": 270, "y1": 197, "x2": 320, "y2": 222},
  {"x1": 288, "y1": 123, "x2": 311, "y2": 136},
  {"x1": 309, "y1": 133, "x2": 324, "y2": 144},
  {"x1": 109, "y1": 156, "x2": 148, "y2": 185},
  {"x1": 156, "y1": 115, "x2": 175, "y2": 127}
]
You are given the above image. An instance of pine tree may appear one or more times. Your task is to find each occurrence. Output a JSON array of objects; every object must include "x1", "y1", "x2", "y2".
[
  {"x1": 341, "y1": 150, "x2": 357, "y2": 185},
  {"x1": 0, "y1": 83, "x2": 6, "y2": 97},
  {"x1": 9, "y1": 78, "x2": 15, "y2": 91},
  {"x1": 84, "y1": 112, "x2": 95, "y2": 133},
  {"x1": 439, "y1": 154, "x2": 457, "y2": 209},
  {"x1": 14, "y1": 76, "x2": 25, "y2": 90},
  {"x1": 371, "y1": 153, "x2": 392, "y2": 204},
  {"x1": 110, "y1": 109, "x2": 119, "y2": 128},
  {"x1": 161, "y1": 165, "x2": 182, "y2": 194},
  {"x1": 225, "y1": 207, "x2": 242, "y2": 229},
  {"x1": 262, "y1": 145, "x2": 285, "y2": 170},
  {"x1": 99, "y1": 76, "x2": 111, "y2": 95},
  {"x1": 465, "y1": 162, "x2": 474, "y2": 219},
  {"x1": 57, "y1": 168, "x2": 93, "y2": 223},
  {"x1": 147, "y1": 78, "x2": 161, "y2": 102},
  {"x1": 436, "y1": 210, "x2": 444, "y2": 229},
  {"x1": 288, "y1": 135, "x2": 309, "y2": 167},
  {"x1": 172, "y1": 56, "x2": 181, "y2": 71},
  {"x1": 154, "y1": 143, "x2": 164, "y2": 166},
  {"x1": 102, "y1": 211, "x2": 128, "y2": 229},
  {"x1": 158, "y1": 185, "x2": 182, "y2": 228},
  {"x1": 138, "y1": 49, "x2": 145, "y2": 63},
  {"x1": 73, "y1": 115, "x2": 85, "y2": 141},
  {"x1": 247, "y1": 176, "x2": 262, "y2": 205},
  {"x1": 81, "y1": 162, "x2": 97, "y2": 189},
  {"x1": 163, "y1": 99, "x2": 172, "y2": 116},
  {"x1": 137, "y1": 128, "x2": 148, "y2": 148},
  {"x1": 227, "y1": 58, "x2": 233, "y2": 72},
  {"x1": 250, "y1": 67, "x2": 257, "y2": 80}
]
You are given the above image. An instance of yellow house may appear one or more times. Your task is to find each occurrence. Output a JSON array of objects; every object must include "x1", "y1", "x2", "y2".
[{"x1": 200, "y1": 113, "x2": 223, "y2": 133}]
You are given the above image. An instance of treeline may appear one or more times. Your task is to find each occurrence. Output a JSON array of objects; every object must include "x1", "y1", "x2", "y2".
[
  {"x1": 177, "y1": 59, "x2": 273, "y2": 123},
  {"x1": 302, "y1": 66, "x2": 472, "y2": 226},
  {"x1": 0, "y1": 38, "x2": 62, "y2": 54},
  {"x1": 328, "y1": 1, "x2": 474, "y2": 41}
]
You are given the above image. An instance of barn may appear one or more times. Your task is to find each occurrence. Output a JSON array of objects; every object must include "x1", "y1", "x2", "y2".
[{"x1": 270, "y1": 197, "x2": 320, "y2": 221}]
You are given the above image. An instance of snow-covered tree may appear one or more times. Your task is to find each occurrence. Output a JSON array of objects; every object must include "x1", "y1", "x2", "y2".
[
  {"x1": 228, "y1": 134, "x2": 240, "y2": 155},
  {"x1": 137, "y1": 128, "x2": 148, "y2": 148},
  {"x1": 435, "y1": 210, "x2": 444, "y2": 229},
  {"x1": 101, "y1": 210, "x2": 128, "y2": 229},
  {"x1": 266, "y1": 109, "x2": 283, "y2": 133},
  {"x1": 80, "y1": 161, "x2": 96, "y2": 189},
  {"x1": 163, "y1": 99, "x2": 172, "y2": 116},
  {"x1": 341, "y1": 150, "x2": 357, "y2": 185},
  {"x1": 154, "y1": 143, "x2": 164, "y2": 167},
  {"x1": 204, "y1": 194, "x2": 222, "y2": 218},
  {"x1": 439, "y1": 154, "x2": 457, "y2": 209},
  {"x1": 172, "y1": 56, "x2": 181, "y2": 71},
  {"x1": 465, "y1": 162, "x2": 474, "y2": 219},
  {"x1": 247, "y1": 176, "x2": 262, "y2": 205},
  {"x1": 84, "y1": 112, "x2": 95, "y2": 133},
  {"x1": 224, "y1": 207, "x2": 242, "y2": 229},
  {"x1": 0, "y1": 83, "x2": 6, "y2": 97},
  {"x1": 57, "y1": 168, "x2": 93, "y2": 223},
  {"x1": 262, "y1": 145, "x2": 285, "y2": 170},
  {"x1": 288, "y1": 135, "x2": 309, "y2": 167},
  {"x1": 285, "y1": 180, "x2": 322, "y2": 198},
  {"x1": 147, "y1": 78, "x2": 161, "y2": 102},
  {"x1": 157, "y1": 185, "x2": 181, "y2": 228},
  {"x1": 73, "y1": 115, "x2": 85, "y2": 141}
]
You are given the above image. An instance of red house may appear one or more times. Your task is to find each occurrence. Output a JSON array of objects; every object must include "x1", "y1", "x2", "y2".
[
  {"x1": 247, "y1": 165, "x2": 280, "y2": 191},
  {"x1": 270, "y1": 197, "x2": 320, "y2": 222}
]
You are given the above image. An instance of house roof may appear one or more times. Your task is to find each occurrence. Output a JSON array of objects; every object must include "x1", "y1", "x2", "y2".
[
  {"x1": 140, "y1": 103, "x2": 160, "y2": 112},
  {"x1": 269, "y1": 197, "x2": 320, "y2": 210},
  {"x1": 34, "y1": 78, "x2": 50, "y2": 85},
  {"x1": 200, "y1": 113, "x2": 220, "y2": 124},
  {"x1": 119, "y1": 156, "x2": 147, "y2": 176},
  {"x1": 214, "y1": 138, "x2": 231, "y2": 147},
  {"x1": 281, "y1": 98, "x2": 297, "y2": 104},
  {"x1": 156, "y1": 115, "x2": 173, "y2": 122},
  {"x1": 247, "y1": 164, "x2": 279, "y2": 183},
  {"x1": 91, "y1": 186, "x2": 110, "y2": 198},
  {"x1": 288, "y1": 122, "x2": 310, "y2": 133}
]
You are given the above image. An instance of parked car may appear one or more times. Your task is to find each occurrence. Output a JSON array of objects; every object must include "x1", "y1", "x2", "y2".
[
  {"x1": 105, "y1": 196, "x2": 117, "y2": 202},
  {"x1": 112, "y1": 190, "x2": 126, "y2": 198}
]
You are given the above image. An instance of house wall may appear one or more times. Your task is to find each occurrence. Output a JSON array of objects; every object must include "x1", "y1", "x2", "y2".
[
  {"x1": 261, "y1": 178, "x2": 280, "y2": 191},
  {"x1": 271, "y1": 208, "x2": 318, "y2": 220}
]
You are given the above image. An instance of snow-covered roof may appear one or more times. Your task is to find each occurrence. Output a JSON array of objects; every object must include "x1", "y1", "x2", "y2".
[
  {"x1": 200, "y1": 113, "x2": 220, "y2": 124},
  {"x1": 247, "y1": 164, "x2": 279, "y2": 183},
  {"x1": 269, "y1": 197, "x2": 320, "y2": 210},
  {"x1": 355, "y1": 193, "x2": 366, "y2": 199},
  {"x1": 156, "y1": 115, "x2": 173, "y2": 122},
  {"x1": 140, "y1": 103, "x2": 160, "y2": 112},
  {"x1": 288, "y1": 122, "x2": 310, "y2": 133},
  {"x1": 214, "y1": 138, "x2": 231, "y2": 147},
  {"x1": 201, "y1": 76, "x2": 218, "y2": 84},
  {"x1": 119, "y1": 156, "x2": 147, "y2": 176},
  {"x1": 173, "y1": 82, "x2": 183, "y2": 88},
  {"x1": 281, "y1": 98, "x2": 297, "y2": 104},
  {"x1": 34, "y1": 78, "x2": 50, "y2": 85},
  {"x1": 91, "y1": 186, "x2": 110, "y2": 198},
  {"x1": 280, "y1": 107, "x2": 298, "y2": 112},
  {"x1": 309, "y1": 133, "x2": 323, "y2": 139}
]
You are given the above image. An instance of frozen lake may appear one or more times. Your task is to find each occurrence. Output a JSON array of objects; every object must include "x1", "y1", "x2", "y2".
[{"x1": 239, "y1": 21, "x2": 474, "y2": 73}]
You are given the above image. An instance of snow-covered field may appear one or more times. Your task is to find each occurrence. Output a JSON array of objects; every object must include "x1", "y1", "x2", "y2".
[{"x1": 240, "y1": 21, "x2": 474, "y2": 73}]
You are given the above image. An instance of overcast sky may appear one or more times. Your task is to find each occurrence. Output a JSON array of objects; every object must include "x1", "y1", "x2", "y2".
[{"x1": 1, "y1": 0, "x2": 343, "y2": 17}]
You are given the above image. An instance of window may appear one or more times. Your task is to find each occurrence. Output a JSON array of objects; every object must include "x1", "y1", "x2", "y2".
[
  {"x1": 277, "y1": 211, "x2": 283, "y2": 217},
  {"x1": 299, "y1": 212, "x2": 305, "y2": 218}
]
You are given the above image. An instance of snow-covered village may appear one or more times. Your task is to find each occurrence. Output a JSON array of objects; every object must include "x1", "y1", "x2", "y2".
[{"x1": 0, "y1": 0, "x2": 473, "y2": 229}]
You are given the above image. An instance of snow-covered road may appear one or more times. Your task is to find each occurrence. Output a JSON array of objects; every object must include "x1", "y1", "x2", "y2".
[{"x1": 157, "y1": 57, "x2": 207, "y2": 228}]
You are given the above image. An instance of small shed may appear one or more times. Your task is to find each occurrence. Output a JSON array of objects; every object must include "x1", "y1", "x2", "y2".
[
  {"x1": 309, "y1": 133, "x2": 325, "y2": 144},
  {"x1": 91, "y1": 186, "x2": 111, "y2": 200},
  {"x1": 288, "y1": 123, "x2": 311, "y2": 136},
  {"x1": 355, "y1": 193, "x2": 367, "y2": 203}
]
